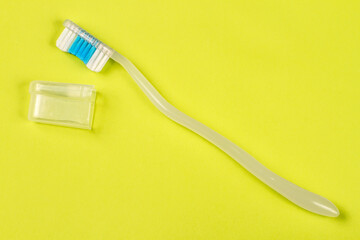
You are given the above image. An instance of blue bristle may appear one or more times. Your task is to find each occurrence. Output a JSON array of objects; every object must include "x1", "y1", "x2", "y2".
[
  {"x1": 68, "y1": 34, "x2": 98, "y2": 64},
  {"x1": 83, "y1": 45, "x2": 97, "y2": 64},
  {"x1": 79, "y1": 44, "x2": 92, "y2": 61},
  {"x1": 68, "y1": 36, "x2": 81, "y2": 54},
  {"x1": 71, "y1": 38, "x2": 84, "y2": 55},
  {"x1": 76, "y1": 41, "x2": 88, "y2": 58}
]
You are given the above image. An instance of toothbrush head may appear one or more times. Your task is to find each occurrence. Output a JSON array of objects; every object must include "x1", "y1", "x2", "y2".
[{"x1": 56, "y1": 19, "x2": 114, "y2": 72}]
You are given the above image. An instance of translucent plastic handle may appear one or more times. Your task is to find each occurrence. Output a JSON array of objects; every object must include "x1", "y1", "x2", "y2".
[{"x1": 111, "y1": 52, "x2": 339, "y2": 217}]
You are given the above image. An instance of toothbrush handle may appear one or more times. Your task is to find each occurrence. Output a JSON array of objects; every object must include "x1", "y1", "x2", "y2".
[{"x1": 111, "y1": 52, "x2": 339, "y2": 217}]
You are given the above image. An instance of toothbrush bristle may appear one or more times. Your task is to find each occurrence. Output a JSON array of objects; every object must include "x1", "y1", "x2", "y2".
[{"x1": 56, "y1": 20, "x2": 113, "y2": 72}]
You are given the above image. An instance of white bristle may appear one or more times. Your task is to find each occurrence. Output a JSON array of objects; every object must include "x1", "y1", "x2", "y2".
[
  {"x1": 56, "y1": 28, "x2": 78, "y2": 52},
  {"x1": 56, "y1": 28, "x2": 69, "y2": 51},
  {"x1": 63, "y1": 32, "x2": 77, "y2": 52},
  {"x1": 95, "y1": 55, "x2": 110, "y2": 72},
  {"x1": 60, "y1": 30, "x2": 72, "y2": 49},
  {"x1": 86, "y1": 50, "x2": 110, "y2": 72},
  {"x1": 90, "y1": 51, "x2": 105, "y2": 71},
  {"x1": 86, "y1": 48, "x2": 101, "y2": 69}
]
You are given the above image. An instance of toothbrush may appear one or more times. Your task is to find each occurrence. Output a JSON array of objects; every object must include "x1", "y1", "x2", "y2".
[{"x1": 56, "y1": 19, "x2": 339, "y2": 217}]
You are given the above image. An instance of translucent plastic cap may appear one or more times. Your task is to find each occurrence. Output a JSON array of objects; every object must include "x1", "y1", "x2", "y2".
[{"x1": 28, "y1": 81, "x2": 96, "y2": 129}]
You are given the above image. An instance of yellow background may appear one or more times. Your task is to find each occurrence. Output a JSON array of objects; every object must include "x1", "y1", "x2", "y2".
[{"x1": 0, "y1": 0, "x2": 359, "y2": 239}]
